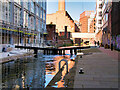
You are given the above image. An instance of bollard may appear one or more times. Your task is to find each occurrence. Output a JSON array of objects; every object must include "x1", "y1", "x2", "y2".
[
  {"x1": 74, "y1": 49, "x2": 77, "y2": 55},
  {"x1": 79, "y1": 68, "x2": 84, "y2": 74},
  {"x1": 70, "y1": 49, "x2": 73, "y2": 56},
  {"x1": 80, "y1": 55, "x2": 82, "y2": 58}
]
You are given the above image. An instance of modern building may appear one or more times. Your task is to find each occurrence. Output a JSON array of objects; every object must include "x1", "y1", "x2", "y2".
[
  {"x1": 96, "y1": 0, "x2": 120, "y2": 50},
  {"x1": 0, "y1": 0, "x2": 47, "y2": 52},
  {"x1": 79, "y1": 11, "x2": 94, "y2": 33},
  {"x1": 88, "y1": 12, "x2": 96, "y2": 33},
  {"x1": 101, "y1": 0, "x2": 112, "y2": 48},
  {"x1": 89, "y1": 17, "x2": 96, "y2": 33},
  {"x1": 95, "y1": 0, "x2": 103, "y2": 43},
  {"x1": 76, "y1": 11, "x2": 95, "y2": 46}
]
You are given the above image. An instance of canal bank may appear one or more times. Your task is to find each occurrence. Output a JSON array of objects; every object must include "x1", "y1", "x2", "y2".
[
  {"x1": 1, "y1": 49, "x2": 77, "y2": 89},
  {"x1": 46, "y1": 47, "x2": 119, "y2": 88},
  {"x1": 46, "y1": 55, "x2": 78, "y2": 88},
  {"x1": 46, "y1": 48, "x2": 100, "y2": 88}
]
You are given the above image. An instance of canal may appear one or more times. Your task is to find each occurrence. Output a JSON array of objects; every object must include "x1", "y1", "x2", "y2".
[{"x1": 2, "y1": 50, "x2": 76, "y2": 88}]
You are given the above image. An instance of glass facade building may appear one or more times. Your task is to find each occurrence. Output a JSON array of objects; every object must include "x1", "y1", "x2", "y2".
[{"x1": 0, "y1": 0, "x2": 47, "y2": 49}]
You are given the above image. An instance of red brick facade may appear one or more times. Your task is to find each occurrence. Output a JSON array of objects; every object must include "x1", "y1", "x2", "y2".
[{"x1": 79, "y1": 11, "x2": 94, "y2": 33}]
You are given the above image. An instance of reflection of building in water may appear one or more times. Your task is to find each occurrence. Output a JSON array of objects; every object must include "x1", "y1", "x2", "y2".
[
  {"x1": 2, "y1": 58, "x2": 46, "y2": 88},
  {"x1": 45, "y1": 62, "x2": 56, "y2": 71}
]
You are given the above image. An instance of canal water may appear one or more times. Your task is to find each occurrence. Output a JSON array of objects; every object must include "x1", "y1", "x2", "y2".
[{"x1": 2, "y1": 50, "x2": 76, "y2": 88}]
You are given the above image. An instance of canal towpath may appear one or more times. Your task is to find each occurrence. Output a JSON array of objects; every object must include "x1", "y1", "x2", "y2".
[{"x1": 73, "y1": 47, "x2": 119, "y2": 88}]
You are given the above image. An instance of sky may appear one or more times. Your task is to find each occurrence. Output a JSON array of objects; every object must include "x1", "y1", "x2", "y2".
[{"x1": 47, "y1": 0, "x2": 96, "y2": 21}]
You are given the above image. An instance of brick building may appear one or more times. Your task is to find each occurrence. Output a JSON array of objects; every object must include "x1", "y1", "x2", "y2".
[
  {"x1": 79, "y1": 11, "x2": 94, "y2": 33},
  {"x1": 46, "y1": 24, "x2": 73, "y2": 46},
  {"x1": 111, "y1": 2, "x2": 120, "y2": 50},
  {"x1": 46, "y1": 24, "x2": 57, "y2": 45},
  {"x1": 46, "y1": 0, "x2": 79, "y2": 41}
]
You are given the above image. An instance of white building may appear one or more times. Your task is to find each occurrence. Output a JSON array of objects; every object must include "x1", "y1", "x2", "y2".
[
  {"x1": 88, "y1": 12, "x2": 95, "y2": 33},
  {"x1": 95, "y1": 0, "x2": 103, "y2": 34}
]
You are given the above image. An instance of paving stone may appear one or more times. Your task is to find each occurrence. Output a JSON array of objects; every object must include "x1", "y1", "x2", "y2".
[{"x1": 73, "y1": 50, "x2": 118, "y2": 88}]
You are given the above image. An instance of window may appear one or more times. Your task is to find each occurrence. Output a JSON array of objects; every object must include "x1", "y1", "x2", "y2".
[
  {"x1": 14, "y1": 0, "x2": 21, "y2": 5},
  {"x1": 36, "y1": 6, "x2": 39, "y2": 16},
  {"x1": 30, "y1": 1, "x2": 34, "y2": 13},
  {"x1": 40, "y1": 8, "x2": 43, "y2": 19},
  {"x1": 99, "y1": 11, "x2": 102, "y2": 17},
  {"x1": 99, "y1": 4, "x2": 102, "y2": 9},
  {"x1": 23, "y1": 11, "x2": 28, "y2": 27},
  {"x1": 0, "y1": 1, "x2": 1, "y2": 20},
  {"x1": 98, "y1": 27, "x2": 102, "y2": 29},
  {"x1": 98, "y1": 20, "x2": 102, "y2": 24},
  {"x1": 24, "y1": 2, "x2": 28, "y2": 10},
  {"x1": 36, "y1": 18, "x2": 39, "y2": 31},
  {"x1": 30, "y1": 16, "x2": 34, "y2": 30}
]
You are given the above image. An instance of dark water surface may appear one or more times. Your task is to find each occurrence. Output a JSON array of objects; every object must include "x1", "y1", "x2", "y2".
[{"x1": 2, "y1": 51, "x2": 76, "y2": 89}]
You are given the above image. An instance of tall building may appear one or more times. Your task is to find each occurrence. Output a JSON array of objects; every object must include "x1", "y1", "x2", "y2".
[
  {"x1": 96, "y1": 0, "x2": 120, "y2": 50},
  {"x1": 88, "y1": 12, "x2": 96, "y2": 33},
  {"x1": 46, "y1": 0, "x2": 79, "y2": 39},
  {"x1": 95, "y1": 0, "x2": 103, "y2": 43},
  {"x1": 89, "y1": 17, "x2": 96, "y2": 33},
  {"x1": 101, "y1": 0, "x2": 112, "y2": 47},
  {"x1": 0, "y1": 0, "x2": 47, "y2": 52},
  {"x1": 111, "y1": 1, "x2": 120, "y2": 50},
  {"x1": 79, "y1": 11, "x2": 94, "y2": 33}
]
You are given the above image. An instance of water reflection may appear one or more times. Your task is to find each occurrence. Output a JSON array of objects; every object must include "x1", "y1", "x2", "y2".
[
  {"x1": 2, "y1": 50, "x2": 76, "y2": 89},
  {"x1": 2, "y1": 57, "x2": 46, "y2": 88}
]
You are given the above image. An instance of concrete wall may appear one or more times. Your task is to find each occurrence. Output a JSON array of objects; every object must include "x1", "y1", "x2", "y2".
[{"x1": 72, "y1": 33, "x2": 95, "y2": 38}]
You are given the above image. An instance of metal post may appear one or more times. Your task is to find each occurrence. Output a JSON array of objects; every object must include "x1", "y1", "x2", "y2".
[
  {"x1": 70, "y1": 49, "x2": 73, "y2": 56},
  {"x1": 59, "y1": 59, "x2": 68, "y2": 73},
  {"x1": 63, "y1": 50, "x2": 65, "y2": 55},
  {"x1": 74, "y1": 49, "x2": 77, "y2": 55},
  {"x1": 43, "y1": 50, "x2": 45, "y2": 55}
]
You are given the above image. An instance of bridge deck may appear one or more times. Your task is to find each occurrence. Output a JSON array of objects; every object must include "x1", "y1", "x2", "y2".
[{"x1": 15, "y1": 46, "x2": 90, "y2": 50}]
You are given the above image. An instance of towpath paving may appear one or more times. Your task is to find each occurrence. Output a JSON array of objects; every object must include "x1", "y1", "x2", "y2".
[{"x1": 74, "y1": 48, "x2": 119, "y2": 88}]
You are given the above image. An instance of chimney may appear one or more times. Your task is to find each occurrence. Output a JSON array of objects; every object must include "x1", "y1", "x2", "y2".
[{"x1": 58, "y1": 0, "x2": 65, "y2": 11}]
